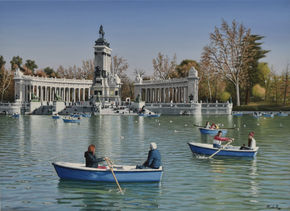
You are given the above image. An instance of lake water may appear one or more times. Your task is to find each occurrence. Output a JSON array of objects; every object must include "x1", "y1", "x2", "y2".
[{"x1": 0, "y1": 115, "x2": 290, "y2": 210}]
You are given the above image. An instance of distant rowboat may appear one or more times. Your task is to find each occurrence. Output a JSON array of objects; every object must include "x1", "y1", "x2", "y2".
[
  {"x1": 52, "y1": 115, "x2": 60, "y2": 119},
  {"x1": 62, "y1": 118, "x2": 80, "y2": 123},
  {"x1": 81, "y1": 113, "x2": 91, "y2": 118},
  {"x1": 52, "y1": 162, "x2": 163, "y2": 182},
  {"x1": 10, "y1": 113, "x2": 20, "y2": 118},
  {"x1": 263, "y1": 113, "x2": 274, "y2": 118},
  {"x1": 232, "y1": 113, "x2": 243, "y2": 116},
  {"x1": 199, "y1": 128, "x2": 227, "y2": 135},
  {"x1": 188, "y1": 142, "x2": 258, "y2": 157},
  {"x1": 138, "y1": 113, "x2": 161, "y2": 118},
  {"x1": 276, "y1": 112, "x2": 288, "y2": 117}
]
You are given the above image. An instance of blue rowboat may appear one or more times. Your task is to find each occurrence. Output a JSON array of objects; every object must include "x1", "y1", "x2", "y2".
[
  {"x1": 233, "y1": 113, "x2": 243, "y2": 116},
  {"x1": 52, "y1": 115, "x2": 60, "y2": 119},
  {"x1": 11, "y1": 113, "x2": 20, "y2": 118},
  {"x1": 70, "y1": 114, "x2": 81, "y2": 118},
  {"x1": 188, "y1": 142, "x2": 258, "y2": 157},
  {"x1": 276, "y1": 113, "x2": 288, "y2": 117},
  {"x1": 199, "y1": 128, "x2": 227, "y2": 135},
  {"x1": 81, "y1": 113, "x2": 91, "y2": 118},
  {"x1": 263, "y1": 113, "x2": 274, "y2": 118},
  {"x1": 52, "y1": 162, "x2": 163, "y2": 182},
  {"x1": 63, "y1": 118, "x2": 80, "y2": 123},
  {"x1": 139, "y1": 113, "x2": 161, "y2": 117}
]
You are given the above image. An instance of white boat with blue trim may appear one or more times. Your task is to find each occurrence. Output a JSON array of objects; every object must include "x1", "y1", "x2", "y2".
[
  {"x1": 188, "y1": 142, "x2": 259, "y2": 157},
  {"x1": 52, "y1": 162, "x2": 163, "y2": 182}
]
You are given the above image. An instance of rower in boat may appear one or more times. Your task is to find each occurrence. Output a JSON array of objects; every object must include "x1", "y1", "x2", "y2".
[
  {"x1": 84, "y1": 144, "x2": 107, "y2": 168},
  {"x1": 213, "y1": 130, "x2": 234, "y2": 148},
  {"x1": 240, "y1": 132, "x2": 256, "y2": 150}
]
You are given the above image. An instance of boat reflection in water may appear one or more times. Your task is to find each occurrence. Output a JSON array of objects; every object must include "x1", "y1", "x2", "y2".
[{"x1": 57, "y1": 179, "x2": 161, "y2": 209}]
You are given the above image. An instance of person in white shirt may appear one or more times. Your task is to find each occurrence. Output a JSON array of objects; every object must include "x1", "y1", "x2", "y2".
[
  {"x1": 240, "y1": 131, "x2": 256, "y2": 150},
  {"x1": 248, "y1": 132, "x2": 256, "y2": 149}
]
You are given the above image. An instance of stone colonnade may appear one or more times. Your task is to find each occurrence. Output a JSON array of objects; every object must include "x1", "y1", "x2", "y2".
[
  {"x1": 141, "y1": 86, "x2": 189, "y2": 103},
  {"x1": 14, "y1": 70, "x2": 93, "y2": 103},
  {"x1": 134, "y1": 67, "x2": 199, "y2": 104},
  {"x1": 20, "y1": 85, "x2": 91, "y2": 102}
]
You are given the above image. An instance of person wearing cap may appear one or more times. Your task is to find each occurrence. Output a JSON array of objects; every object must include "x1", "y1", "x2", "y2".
[
  {"x1": 136, "y1": 142, "x2": 161, "y2": 169},
  {"x1": 240, "y1": 132, "x2": 256, "y2": 150},
  {"x1": 213, "y1": 130, "x2": 233, "y2": 148},
  {"x1": 248, "y1": 132, "x2": 256, "y2": 149}
]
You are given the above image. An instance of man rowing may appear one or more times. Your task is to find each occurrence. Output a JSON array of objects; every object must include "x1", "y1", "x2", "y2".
[{"x1": 213, "y1": 130, "x2": 234, "y2": 148}]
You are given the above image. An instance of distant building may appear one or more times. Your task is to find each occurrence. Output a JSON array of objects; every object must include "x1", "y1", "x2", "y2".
[{"x1": 12, "y1": 25, "x2": 121, "y2": 105}]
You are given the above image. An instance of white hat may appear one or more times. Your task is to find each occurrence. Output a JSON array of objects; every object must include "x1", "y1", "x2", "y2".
[{"x1": 150, "y1": 142, "x2": 157, "y2": 150}]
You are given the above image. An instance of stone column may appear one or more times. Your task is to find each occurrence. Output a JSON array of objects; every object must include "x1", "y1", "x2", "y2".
[
  {"x1": 78, "y1": 88, "x2": 81, "y2": 102},
  {"x1": 68, "y1": 88, "x2": 71, "y2": 102},
  {"x1": 62, "y1": 88, "x2": 65, "y2": 101},
  {"x1": 73, "y1": 88, "x2": 76, "y2": 102},
  {"x1": 82, "y1": 88, "x2": 85, "y2": 101}
]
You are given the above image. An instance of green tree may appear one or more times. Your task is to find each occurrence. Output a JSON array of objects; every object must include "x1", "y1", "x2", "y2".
[
  {"x1": 10, "y1": 56, "x2": 23, "y2": 70},
  {"x1": 44, "y1": 67, "x2": 57, "y2": 77},
  {"x1": 220, "y1": 91, "x2": 231, "y2": 102},
  {"x1": 170, "y1": 59, "x2": 199, "y2": 78},
  {"x1": 252, "y1": 84, "x2": 265, "y2": 99},
  {"x1": 0, "y1": 55, "x2": 6, "y2": 69},
  {"x1": 25, "y1": 59, "x2": 38, "y2": 73},
  {"x1": 242, "y1": 35, "x2": 269, "y2": 104}
]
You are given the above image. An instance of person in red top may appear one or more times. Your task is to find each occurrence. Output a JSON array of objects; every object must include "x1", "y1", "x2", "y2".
[{"x1": 213, "y1": 131, "x2": 234, "y2": 148}]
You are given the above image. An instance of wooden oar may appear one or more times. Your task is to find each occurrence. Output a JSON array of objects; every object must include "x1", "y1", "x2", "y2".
[
  {"x1": 194, "y1": 124, "x2": 203, "y2": 127},
  {"x1": 209, "y1": 141, "x2": 233, "y2": 159},
  {"x1": 105, "y1": 157, "x2": 123, "y2": 194}
]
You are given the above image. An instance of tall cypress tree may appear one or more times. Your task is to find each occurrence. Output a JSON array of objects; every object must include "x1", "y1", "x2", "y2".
[{"x1": 243, "y1": 35, "x2": 269, "y2": 104}]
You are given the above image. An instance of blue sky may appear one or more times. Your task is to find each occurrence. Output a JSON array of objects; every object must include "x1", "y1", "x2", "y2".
[{"x1": 0, "y1": 0, "x2": 289, "y2": 76}]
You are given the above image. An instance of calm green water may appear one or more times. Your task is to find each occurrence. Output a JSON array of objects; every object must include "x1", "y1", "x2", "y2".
[{"x1": 0, "y1": 115, "x2": 290, "y2": 210}]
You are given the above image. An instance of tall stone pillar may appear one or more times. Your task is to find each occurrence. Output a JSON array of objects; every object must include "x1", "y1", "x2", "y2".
[
  {"x1": 73, "y1": 89, "x2": 76, "y2": 102},
  {"x1": 78, "y1": 88, "x2": 81, "y2": 102}
]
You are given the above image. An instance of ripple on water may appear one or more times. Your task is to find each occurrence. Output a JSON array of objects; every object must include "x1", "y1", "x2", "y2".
[{"x1": 1, "y1": 115, "x2": 290, "y2": 210}]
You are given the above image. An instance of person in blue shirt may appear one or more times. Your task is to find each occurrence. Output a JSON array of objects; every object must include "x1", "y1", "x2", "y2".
[
  {"x1": 136, "y1": 142, "x2": 161, "y2": 169},
  {"x1": 84, "y1": 144, "x2": 105, "y2": 168}
]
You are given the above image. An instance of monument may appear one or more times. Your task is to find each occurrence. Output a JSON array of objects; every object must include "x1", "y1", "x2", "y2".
[{"x1": 92, "y1": 25, "x2": 121, "y2": 104}]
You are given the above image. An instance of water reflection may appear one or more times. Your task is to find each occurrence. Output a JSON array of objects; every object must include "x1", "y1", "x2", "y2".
[{"x1": 57, "y1": 180, "x2": 161, "y2": 210}]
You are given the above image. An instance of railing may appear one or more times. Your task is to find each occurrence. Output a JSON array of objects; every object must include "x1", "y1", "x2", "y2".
[
  {"x1": 145, "y1": 103, "x2": 200, "y2": 108},
  {"x1": 17, "y1": 75, "x2": 93, "y2": 85},
  {"x1": 136, "y1": 78, "x2": 188, "y2": 85}
]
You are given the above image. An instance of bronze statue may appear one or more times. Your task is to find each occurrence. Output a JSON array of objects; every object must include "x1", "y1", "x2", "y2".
[{"x1": 99, "y1": 25, "x2": 105, "y2": 39}]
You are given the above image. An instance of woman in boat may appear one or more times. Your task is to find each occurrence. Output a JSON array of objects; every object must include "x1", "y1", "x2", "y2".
[
  {"x1": 84, "y1": 144, "x2": 105, "y2": 168},
  {"x1": 213, "y1": 131, "x2": 233, "y2": 148},
  {"x1": 210, "y1": 123, "x2": 218, "y2": 129},
  {"x1": 136, "y1": 142, "x2": 161, "y2": 169},
  {"x1": 240, "y1": 132, "x2": 256, "y2": 150}
]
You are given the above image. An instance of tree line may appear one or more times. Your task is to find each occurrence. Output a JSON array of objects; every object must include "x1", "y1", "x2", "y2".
[{"x1": 1, "y1": 19, "x2": 289, "y2": 105}]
